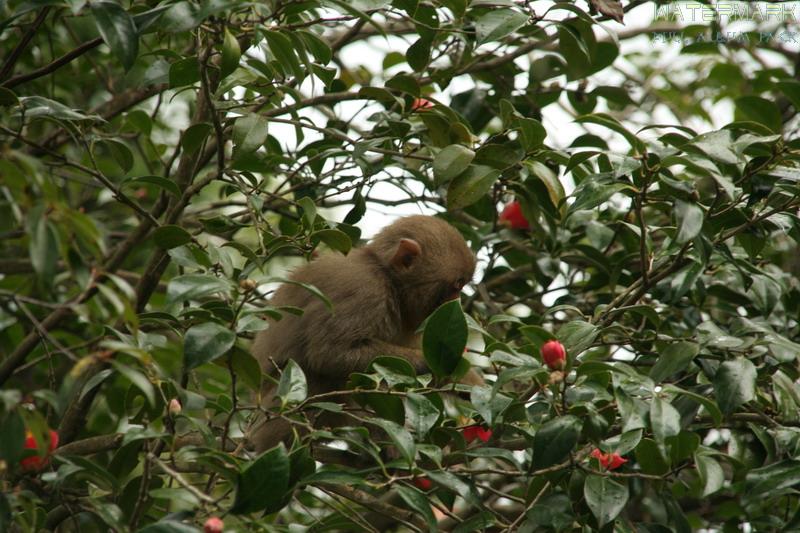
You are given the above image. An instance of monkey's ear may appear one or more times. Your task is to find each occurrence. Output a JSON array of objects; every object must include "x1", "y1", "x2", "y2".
[{"x1": 391, "y1": 238, "x2": 421, "y2": 269}]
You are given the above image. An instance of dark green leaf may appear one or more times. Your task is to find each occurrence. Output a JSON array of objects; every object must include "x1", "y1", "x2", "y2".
[
  {"x1": 532, "y1": 415, "x2": 581, "y2": 469},
  {"x1": 404, "y1": 392, "x2": 440, "y2": 437},
  {"x1": 650, "y1": 342, "x2": 699, "y2": 383},
  {"x1": 169, "y1": 57, "x2": 200, "y2": 88},
  {"x1": 584, "y1": 475, "x2": 629, "y2": 526},
  {"x1": 446, "y1": 165, "x2": 500, "y2": 210},
  {"x1": 475, "y1": 9, "x2": 529, "y2": 45},
  {"x1": 650, "y1": 396, "x2": 681, "y2": 444},
  {"x1": 714, "y1": 358, "x2": 757, "y2": 415},
  {"x1": 91, "y1": 1, "x2": 138, "y2": 70},
  {"x1": 277, "y1": 360, "x2": 307, "y2": 405},
  {"x1": 422, "y1": 300, "x2": 468, "y2": 377},
  {"x1": 231, "y1": 445, "x2": 291, "y2": 514},
  {"x1": 674, "y1": 200, "x2": 704, "y2": 244},
  {"x1": 433, "y1": 144, "x2": 474, "y2": 185},
  {"x1": 233, "y1": 114, "x2": 269, "y2": 156},
  {"x1": 183, "y1": 322, "x2": 236, "y2": 370},
  {"x1": 220, "y1": 28, "x2": 241, "y2": 79},
  {"x1": 556, "y1": 320, "x2": 598, "y2": 357},
  {"x1": 153, "y1": 225, "x2": 193, "y2": 249}
]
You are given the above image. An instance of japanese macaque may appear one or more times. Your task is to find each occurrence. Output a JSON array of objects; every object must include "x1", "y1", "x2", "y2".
[{"x1": 249, "y1": 215, "x2": 484, "y2": 452}]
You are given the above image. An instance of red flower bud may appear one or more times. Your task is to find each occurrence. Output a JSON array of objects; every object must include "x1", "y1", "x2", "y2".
[
  {"x1": 20, "y1": 429, "x2": 58, "y2": 472},
  {"x1": 541, "y1": 340, "x2": 566, "y2": 370},
  {"x1": 204, "y1": 516, "x2": 224, "y2": 533},
  {"x1": 462, "y1": 425, "x2": 492, "y2": 444},
  {"x1": 590, "y1": 448, "x2": 627, "y2": 470},
  {"x1": 498, "y1": 201, "x2": 530, "y2": 230},
  {"x1": 413, "y1": 476, "x2": 432, "y2": 491},
  {"x1": 411, "y1": 97, "x2": 434, "y2": 112}
]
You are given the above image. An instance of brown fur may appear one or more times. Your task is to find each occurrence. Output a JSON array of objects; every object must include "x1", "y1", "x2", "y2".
[{"x1": 249, "y1": 215, "x2": 483, "y2": 452}]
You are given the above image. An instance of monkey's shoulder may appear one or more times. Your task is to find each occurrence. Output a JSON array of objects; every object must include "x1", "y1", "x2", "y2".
[{"x1": 277, "y1": 250, "x2": 393, "y2": 307}]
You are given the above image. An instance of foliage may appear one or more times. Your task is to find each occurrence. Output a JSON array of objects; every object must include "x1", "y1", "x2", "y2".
[{"x1": 1, "y1": 0, "x2": 800, "y2": 531}]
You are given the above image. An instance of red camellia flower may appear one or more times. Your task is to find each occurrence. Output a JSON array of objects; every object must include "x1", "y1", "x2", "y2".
[
  {"x1": 20, "y1": 429, "x2": 59, "y2": 471},
  {"x1": 462, "y1": 425, "x2": 492, "y2": 444},
  {"x1": 411, "y1": 97, "x2": 434, "y2": 111},
  {"x1": 413, "y1": 476, "x2": 432, "y2": 491},
  {"x1": 590, "y1": 448, "x2": 628, "y2": 470},
  {"x1": 498, "y1": 201, "x2": 530, "y2": 230},
  {"x1": 541, "y1": 339, "x2": 567, "y2": 370},
  {"x1": 204, "y1": 516, "x2": 224, "y2": 533}
]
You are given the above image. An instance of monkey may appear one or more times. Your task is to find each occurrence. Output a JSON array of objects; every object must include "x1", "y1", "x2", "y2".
[{"x1": 248, "y1": 215, "x2": 484, "y2": 452}]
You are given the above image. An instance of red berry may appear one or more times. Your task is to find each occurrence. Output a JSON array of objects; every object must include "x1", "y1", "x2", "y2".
[
  {"x1": 498, "y1": 201, "x2": 530, "y2": 230},
  {"x1": 606, "y1": 453, "x2": 628, "y2": 470},
  {"x1": 411, "y1": 97, "x2": 434, "y2": 112},
  {"x1": 413, "y1": 477, "x2": 432, "y2": 491},
  {"x1": 462, "y1": 425, "x2": 492, "y2": 444},
  {"x1": 204, "y1": 516, "x2": 224, "y2": 533},
  {"x1": 20, "y1": 429, "x2": 58, "y2": 471},
  {"x1": 590, "y1": 448, "x2": 627, "y2": 470},
  {"x1": 541, "y1": 340, "x2": 566, "y2": 370},
  {"x1": 48, "y1": 429, "x2": 59, "y2": 453}
]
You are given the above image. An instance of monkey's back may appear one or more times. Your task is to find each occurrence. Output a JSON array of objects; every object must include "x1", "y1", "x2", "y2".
[{"x1": 252, "y1": 249, "x2": 404, "y2": 378}]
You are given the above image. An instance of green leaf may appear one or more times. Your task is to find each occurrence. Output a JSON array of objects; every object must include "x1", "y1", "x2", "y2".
[
  {"x1": 475, "y1": 9, "x2": 529, "y2": 45},
  {"x1": 556, "y1": 320, "x2": 598, "y2": 357},
  {"x1": 696, "y1": 453, "x2": 724, "y2": 496},
  {"x1": 406, "y1": 37, "x2": 431, "y2": 71},
  {"x1": 28, "y1": 215, "x2": 59, "y2": 281},
  {"x1": 101, "y1": 139, "x2": 134, "y2": 172},
  {"x1": 183, "y1": 322, "x2": 236, "y2": 370},
  {"x1": 166, "y1": 274, "x2": 230, "y2": 304},
  {"x1": 277, "y1": 360, "x2": 308, "y2": 405},
  {"x1": 264, "y1": 30, "x2": 304, "y2": 80},
  {"x1": 220, "y1": 28, "x2": 241, "y2": 79},
  {"x1": 650, "y1": 341, "x2": 699, "y2": 383},
  {"x1": 650, "y1": 396, "x2": 681, "y2": 444},
  {"x1": 396, "y1": 485, "x2": 437, "y2": 533},
  {"x1": 181, "y1": 123, "x2": 212, "y2": 154},
  {"x1": 515, "y1": 117, "x2": 546, "y2": 151},
  {"x1": 231, "y1": 445, "x2": 291, "y2": 514},
  {"x1": 110, "y1": 361, "x2": 155, "y2": 406},
  {"x1": 169, "y1": 56, "x2": 200, "y2": 87},
  {"x1": 433, "y1": 144, "x2": 474, "y2": 185},
  {"x1": 568, "y1": 175, "x2": 632, "y2": 214},
  {"x1": 136, "y1": 519, "x2": 197, "y2": 532},
  {"x1": 584, "y1": 475, "x2": 629, "y2": 527},
  {"x1": 735, "y1": 96, "x2": 782, "y2": 133},
  {"x1": 674, "y1": 200, "x2": 704, "y2": 244},
  {"x1": 298, "y1": 30, "x2": 332, "y2": 64},
  {"x1": 233, "y1": 114, "x2": 269, "y2": 156},
  {"x1": 746, "y1": 460, "x2": 800, "y2": 496},
  {"x1": 422, "y1": 300, "x2": 468, "y2": 377},
  {"x1": 532, "y1": 415, "x2": 581, "y2": 469},
  {"x1": 470, "y1": 384, "x2": 513, "y2": 426},
  {"x1": 311, "y1": 229, "x2": 352, "y2": 254},
  {"x1": 404, "y1": 392, "x2": 440, "y2": 437},
  {"x1": 371, "y1": 419, "x2": 416, "y2": 464},
  {"x1": 0, "y1": 411, "x2": 25, "y2": 466},
  {"x1": 91, "y1": 1, "x2": 138, "y2": 70},
  {"x1": 446, "y1": 165, "x2": 500, "y2": 210},
  {"x1": 152, "y1": 225, "x2": 193, "y2": 249},
  {"x1": 576, "y1": 113, "x2": 645, "y2": 153},
  {"x1": 0, "y1": 87, "x2": 19, "y2": 107},
  {"x1": 714, "y1": 357, "x2": 757, "y2": 415},
  {"x1": 123, "y1": 175, "x2": 180, "y2": 196}
]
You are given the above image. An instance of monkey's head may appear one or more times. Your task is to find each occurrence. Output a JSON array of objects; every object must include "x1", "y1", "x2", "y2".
[{"x1": 369, "y1": 215, "x2": 476, "y2": 327}]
